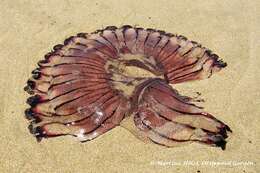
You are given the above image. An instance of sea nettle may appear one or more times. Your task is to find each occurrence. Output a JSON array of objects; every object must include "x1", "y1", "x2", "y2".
[{"x1": 24, "y1": 25, "x2": 231, "y2": 150}]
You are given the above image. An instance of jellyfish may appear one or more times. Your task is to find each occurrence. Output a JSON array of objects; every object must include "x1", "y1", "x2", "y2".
[{"x1": 24, "y1": 25, "x2": 231, "y2": 150}]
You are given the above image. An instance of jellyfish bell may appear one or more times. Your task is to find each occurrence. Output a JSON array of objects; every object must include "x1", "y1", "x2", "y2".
[{"x1": 24, "y1": 25, "x2": 231, "y2": 149}]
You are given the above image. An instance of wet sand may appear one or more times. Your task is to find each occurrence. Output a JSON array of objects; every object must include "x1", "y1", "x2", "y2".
[{"x1": 0, "y1": 0, "x2": 259, "y2": 172}]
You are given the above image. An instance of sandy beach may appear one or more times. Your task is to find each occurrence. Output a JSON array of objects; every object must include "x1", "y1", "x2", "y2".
[{"x1": 0, "y1": 0, "x2": 259, "y2": 172}]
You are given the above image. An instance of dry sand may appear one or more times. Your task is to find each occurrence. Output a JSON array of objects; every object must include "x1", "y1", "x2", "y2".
[{"x1": 0, "y1": 0, "x2": 259, "y2": 172}]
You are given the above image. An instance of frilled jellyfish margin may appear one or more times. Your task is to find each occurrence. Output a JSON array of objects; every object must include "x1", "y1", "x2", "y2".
[{"x1": 24, "y1": 25, "x2": 231, "y2": 150}]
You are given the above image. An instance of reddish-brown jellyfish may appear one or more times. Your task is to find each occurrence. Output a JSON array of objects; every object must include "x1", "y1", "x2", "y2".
[{"x1": 24, "y1": 25, "x2": 231, "y2": 149}]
